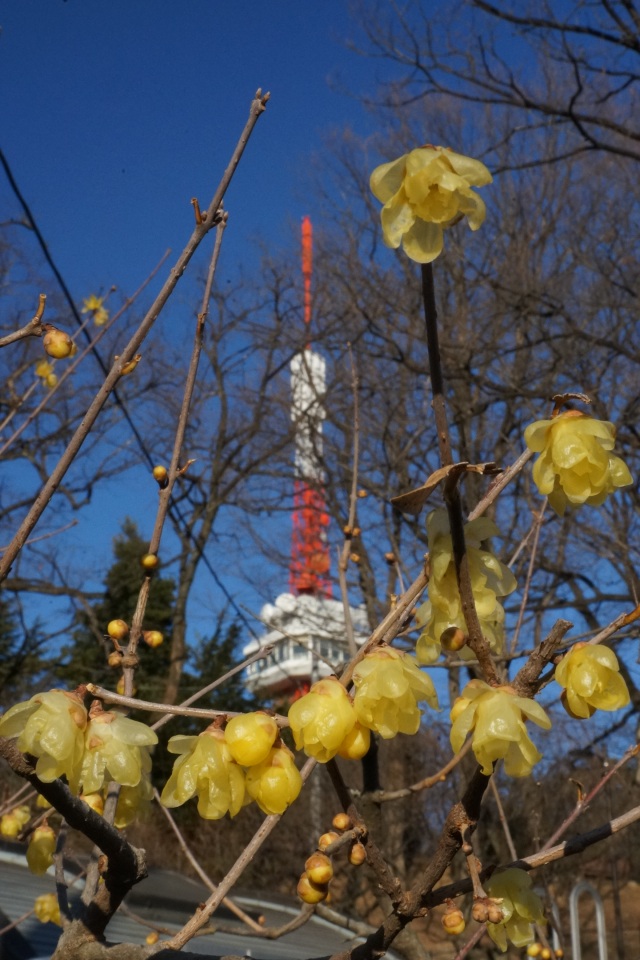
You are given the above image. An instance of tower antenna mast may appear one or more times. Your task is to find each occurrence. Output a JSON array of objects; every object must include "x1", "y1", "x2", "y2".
[{"x1": 289, "y1": 217, "x2": 331, "y2": 596}]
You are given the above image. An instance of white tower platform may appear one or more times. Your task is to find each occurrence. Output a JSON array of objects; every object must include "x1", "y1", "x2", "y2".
[{"x1": 243, "y1": 592, "x2": 369, "y2": 699}]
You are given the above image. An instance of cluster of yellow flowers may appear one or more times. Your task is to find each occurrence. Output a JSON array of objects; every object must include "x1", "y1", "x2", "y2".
[
  {"x1": 0, "y1": 691, "x2": 157, "y2": 817},
  {"x1": 82, "y1": 294, "x2": 110, "y2": 327},
  {"x1": 161, "y1": 712, "x2": 301, "y2": 818},
  {"x1": 416, "y1": 509, "x2": 516, "y2": 665},
  {"x1": 450, "y1": 680, "x2": 551, "y2": 778},
  {"x1": 524, "y1": 410, "x2": 632, "y2": 515},
  {"x1": 288, "y1": 649, "x2": 437, "y2": 764}
]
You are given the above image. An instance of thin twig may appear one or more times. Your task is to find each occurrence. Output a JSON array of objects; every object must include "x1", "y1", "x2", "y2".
[
  {"x1": 124, "y1": 217, "x2": 228, "y2": 695},
  {"x1": 150, "y1": 641, "x2": 273, "y2": 732},
  {"x1": 363, "y1": 740, "x2": 473, "y2": 803},
  {"x1": 86, "y1": 683, "x2": 288, "y2": 726},
  {"x1": 159, "y1": 756, "x2": 316, "y2": 951},
  {"x1": 337, "y1": 345, "x2": 360, "y2": 657},
  {"x1": 510, "y1": 503, "x2": 546, "y2": 653},
  {"x1": 0, "y1": 293, "x2": 46, "y2": 348},
  {"x1": 152, "y1": 788, "x2": 264, "y2": 932}
]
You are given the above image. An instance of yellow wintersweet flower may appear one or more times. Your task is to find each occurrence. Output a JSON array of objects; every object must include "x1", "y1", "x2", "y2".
[
  {"x1": 80, "y1": 710, "x2": 158, "y2": 794},
  {"x1": 34, "y1": 359, "x2": 58, "y2": 388},
  {"x1": 288, "y1": 677, "x2": 356, "y2": 762},
  {"x1": 34, "y1": 892, "x2": 61, "y2": 926},
  {"x1": 82, "y1": 295, "x2": 109, "y2": 326},
  {"x1": 370, "y1": 145, "x2": 492, "y2": 263},
  {"x1": 352, "y1": 646, "x2": 438, "y2": 738},
  {"x1": 0, "y1": 690, "x2": 87, "y2": 792},
  {"x1": 160, "y1": 727, "x2": 245, "y2": 819},
  {"x1": 27, "y1": 824, "x2": 56, "y2": 875},
  {"x1": 337, "y1": 721, "x2": 371, "y2": 760},
  {"x1": 0, "y1": 804, "x2": 30, "y2": 838},
  {"x1": 485, "y1": 868, "x2": 545, "y2": 951},
  {"x1": 555, "y1": 643, "x2": 630, "y2": 719},
  {"x1": 416, "y1": 509, "x2": 516, "y2": 665},
  {"x1": 224, "y1": 712, "x2": 279, "y2": 766},
  {"x1": 245, "y1": 744, "x2": 302, "y2": 815},
  {"x1": 524, "y1": 410, "x2": 632, "y2": 515},
  {"x1": 450, "y1": 680, "x2": 551, "y2": 777},
  {"x1": 113, "y1": 775, "x2": 153, "y2": 828}
]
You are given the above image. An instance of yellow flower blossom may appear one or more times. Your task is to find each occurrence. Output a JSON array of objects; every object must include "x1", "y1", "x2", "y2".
[
  {"x1": 370, "y1": 145, "x2": 492, "y2": 263},
  {"x1": 0, "y1": 690, "x2": 87, "y2": 792},
  {"x1": 113, "y1": 775, "x2": 153, "y2": 828},
  {"x1": 353, "y1": 646, "x2": 438, "y2": 738},
  {"x1": 82, "y1": 295, "x2": 109, "y2": 326},
  {"x1": 337, "y1": 721, "x2": 371, "y2": 760},
  {"x1": 416, "y1": 509, "x2": 516, "y2": 665},
  {"x1": 485, "y1": 868, "x2": 545, "y2": 951},
  {"x1": 80, "y1": 711, "x2": 157, "y2": 794},
  {"x1": 245, "y1": 744, "x2": 302, "y2": 815},
  {"x1": 288, "y1": 677, "x2": 356, "y2": 762},
  {"x1": 0, "y1": 804, "x2": 30, "y2": 838},
  {"x1": 450, "y1": 680, "x2": 551, "y2": 777},
  {"x1": 555, "y1": 643, "x2": 630, "y2": 719},
  {"x1": 34, "y1": 892, "x2": 61, "y2": 926},
  {"x1": 27, "y1": 824, "x2": 56, "y2": 875},
  {"x1": 161, "y1": 727, "x2": 245, "y2": 819},
  {"x1": 224, "y1": 712, "x2": 279, "y2": 766},
  {"x1": 34, "y1": 359, "x2": 58, "y2": 388},
  {"x1": 524, "y1": 411, "x2": 632, "y2": 515}
]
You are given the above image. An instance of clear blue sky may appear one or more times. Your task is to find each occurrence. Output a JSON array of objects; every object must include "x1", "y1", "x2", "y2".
[{"x1": 1, "y1": 0, "x2": 384, "y2": 296}]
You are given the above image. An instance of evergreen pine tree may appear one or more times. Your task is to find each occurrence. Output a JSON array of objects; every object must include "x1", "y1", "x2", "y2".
[
  {"x1": 56, "y1": 519, "x2": 175, "y2": 703},
  {"x1": 0, "y1": 595, "x2": 46, "y2": 702}
]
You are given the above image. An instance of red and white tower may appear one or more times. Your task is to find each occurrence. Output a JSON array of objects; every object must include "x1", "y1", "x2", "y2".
[
  {"x1": 243, "y1": 218, "x2": 367, "y2": 701},
  {"x1": 289, "y1": 217, "x2": 332, "y2": 597}
]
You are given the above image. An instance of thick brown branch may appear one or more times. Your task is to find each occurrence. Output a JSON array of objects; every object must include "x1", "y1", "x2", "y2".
[{"x1": 0, "y1": 737, "x2": 147, "y2": 939}]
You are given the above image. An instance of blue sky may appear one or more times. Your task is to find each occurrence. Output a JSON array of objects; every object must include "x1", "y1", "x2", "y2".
[{"x1": 1, "y1": 1, "x2": 385, "y2": 296}]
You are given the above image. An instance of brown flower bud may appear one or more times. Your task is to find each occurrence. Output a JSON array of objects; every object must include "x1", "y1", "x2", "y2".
[
  {"x1": 442, "y1": 907, "x2": 465, "y2": 936},
  {"x1": 472, "y1": 900, "x2": 489, "y2": 923},
  {"x1": 305, "y1": 853, "x2": 333, "y2": 885},
  {"x1": 43, "y1": 327, "x2": 73, "y2": 359},
  {"x1": 107, "y1": 619, "x2": 129, "y2": 641},
  {"x1": 318, "y1": 831, "x2": 340, "y2": 852},
  {"x1": 348, "y1": 842, "x2": 366, "y2": 866},
  {"x1": 297, "y1": 872, "x2": 328, "y2": 904},
  {"x1": 143, "y1": 630, "x2": 164, "y2": 648},
  {"x1": 440, "y1": 626, "x2": 466, "y2": 652},
  {"x1": 152, "y1": 465, "x2": 169, "y2": 487},
  {"x1": 332, "y1": 812, "x2": 352, "y2": 832}
]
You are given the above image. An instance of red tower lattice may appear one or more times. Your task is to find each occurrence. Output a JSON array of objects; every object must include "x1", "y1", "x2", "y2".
[{"x1": 289, "y1": 217, "x2": 332, "y2": 597}]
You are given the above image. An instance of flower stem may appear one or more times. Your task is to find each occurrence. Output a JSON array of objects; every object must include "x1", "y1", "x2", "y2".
[
  {"x1": 421, "y1": 263, "x2": 499, "y2": 685},
  {"x1": 421, "y1": 263, "x2": 452, "y2": 466}
]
